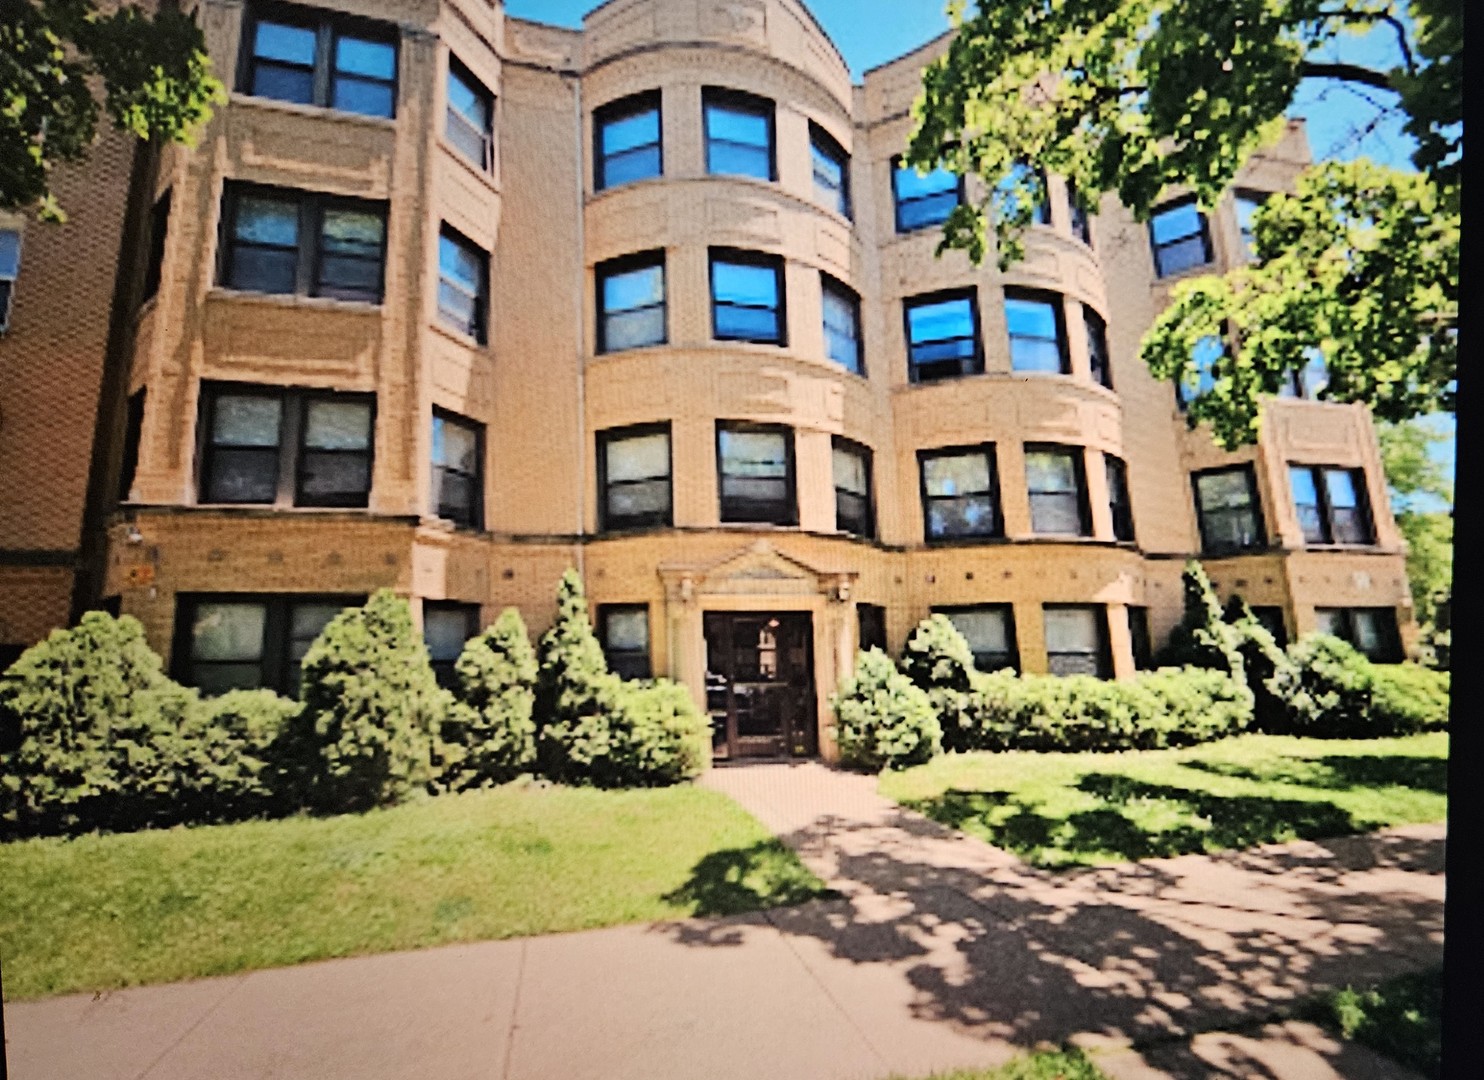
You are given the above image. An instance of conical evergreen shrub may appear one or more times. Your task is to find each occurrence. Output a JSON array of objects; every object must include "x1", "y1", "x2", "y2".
[
  {"x1": 831, "y1": 648, "x2": 941, "y2": 770},
  {"x1": 899, "y1": 613, "x2": 979, "y2": 752},
  {"x1": 442, "y1": 607, "x2": 538, "y2": 789},
  {"x1": 1220, "y1": 596, "x2": 1294, "y2": 731},
  {"x1": 297, "y1": 590, "x2": 450, "y2": 812},
  {"x1": 1157, "y1": 561, "x2": 1247, "y2": 682}
]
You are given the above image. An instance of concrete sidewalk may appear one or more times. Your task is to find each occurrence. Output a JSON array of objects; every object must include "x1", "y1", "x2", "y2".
[{"x1": 5, "y1": 763, "x2": 1442, "y2": 1080}]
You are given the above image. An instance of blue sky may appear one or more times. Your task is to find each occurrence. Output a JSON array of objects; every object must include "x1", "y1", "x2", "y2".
[{"x1": 506, "y1": 0, "x2": 1452, "y2": 494}]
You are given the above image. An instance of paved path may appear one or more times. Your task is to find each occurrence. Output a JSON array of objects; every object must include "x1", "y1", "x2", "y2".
[{"x1": 5, "y1": 763, "x2": 1442, "y2": 1080}]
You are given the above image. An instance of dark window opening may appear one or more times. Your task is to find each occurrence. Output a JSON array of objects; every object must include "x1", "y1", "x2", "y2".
[
  {"x1": 717, "y1": 422, "x2": 796, "y2": 525},
  {"x1": 598, "y1": 251, "x2": 666, "y2": 353},
  {"x1": 119, "y1": 390, "x2": 146, "y2": 504},
  {"x1": 1193, "y1": 465, "x2": 1265, "y2": 555},
  {"x1": 595, "y1": 90, "x2": 662, "y2": 190},
  {"x1": 857, "y1": 603, "x2": 887, "y2": 654},
  {"x1": 832, "y1": 436, "x2": 874, "y2": 539},
  {"x1": 1290, "y1": 464, "x2": 1374, "y2": 546},
  {"x1": 424, "y1": 601, "x2": 480, "y2": 689},
  {"x1": 1251, "y1": 606, "x2": 1288, "y2": 648},
  {"x1": 934, "y1": 604, "x2": 1019, "y2": 673},
  {"x1": 175, "y1": 593, "x2": 364, "y2": 697},
  {"x1": 1045, "y1": 604, "x2": 1112, "y2": 677},
  {"x1": 1315, "y1": 607, "x2": 1402, "y2": 663},
  {"x1": 600, "y1": 604, "x2": 652, "y2": 680},
  {"x1": 1084, "y1": 306, "x2": 1112, "y2": 389},
  {"x1": 905, "y1": 290, "x2": 982, "y2": 382},
  {"x1": 920, "y1": 445, "x2": 1001, "y2": 542},
  {"x1": 598, "y1": 423, "x2": 672, "y2": 531},
  {"x1": 1106, "y1": 454, "x2": 1135, "y2": 542},
  {"x1": 1128, "y1": 606, "x2": 1153, "y2": 670},
  {"x1": 142, "y1": 190, "x2": 171, "y2": 304},
  {"x1": 431, "y1": 410, "x2": 483, "y2": 529},
  {"x1": 1150, "y1": 196, "x2": 1214, "y2": 278}
]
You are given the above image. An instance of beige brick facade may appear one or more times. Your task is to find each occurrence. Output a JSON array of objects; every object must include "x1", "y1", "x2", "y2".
[{"x1": 0, "y1": 0, "x2": 1415, "y2": 760}]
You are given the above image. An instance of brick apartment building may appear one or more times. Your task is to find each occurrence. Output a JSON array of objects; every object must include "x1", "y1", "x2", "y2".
[{"x1": 0, "y1": 0, "x2": 1415, "y2": 761}]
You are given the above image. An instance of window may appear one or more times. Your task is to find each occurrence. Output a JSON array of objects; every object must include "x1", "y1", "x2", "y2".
[
  {"x1": 1067, "y1": 179, "x2": 1093, "y2": 245},
  {"x1": 594, "y1": 90, "x2": 662, "y2": 190},
  {"x1": 710, "y1": 249, "x2": 786, "y2": 345},
  {"x1": 934, "y1": 605, "x2": 1018, "y2": 673},
  {"x1": 995, "y1": 162, "x2": 1050, "y2": 225},
  {"x1": 920, "y1": 445, "x2": 1001, "y2": 541},
  {"x1": 905, "y1": 290, "x2": 982, "y2": 382},
  {"x1": 1251, "y1": 606, "x2": 1288, "y2": 648},
  {"x1": 142, "y1": 190, "x2": 171, "y2": 304},
  {"x1": 1235, "y1": 190, "x2": 1268, "y2": 257},
  {"x1": 717, "y1": 422, "x2": 795, "y2": 525},
  {"x1": 832, "y1": 437, "x2": 874, "y2": 539},
  {"x1": 821, "y1": 274, "x2": 862, "y2": 373},
  {"x1": 431, "y1": 410, "x2": 483, "y2": 529},
  {"x1": 446, "y1": 58, "x2": 494, "y2": 172},
  {"x1": 175, "y1": 594, "x2": 363, "y2": 696},
  {"x1": 242, "y1": 4, "x2": 397, "y2": 118},
  {"x1": 703, "y1": 88, "x2": 775, "y2": 181},
  {"x1": 857, "y1": 603, "x2": 887, "y2": 654},
  {"x1": 1279, "y1": 348, "x2": 1330, "y2": 400},
  {"x1": 1315, "y1": 607, "x2": 1402, "y2": 662},
  {"x1": 1044, "y1": 605, "x2": 1111, "y2": 677},
  {"x1": 1290, "y1": 465, "x2": 1374, "y2": 545},
  {"x1": 1106, "y1": 454, "x2": 1135, "y2": 542},
  {"x1": 892, "y1": 156, "x2": 961, "y2": 232},
  {"x1": 1149, "y1": 196, "x2": 1213, "y2": 278},
  {"x1": 1025, "y1": 445, "x2": 1091, "y2": 536},
  {"x1": 1193, "y1": 465, "x2": 1265, "y2": 555},
  {"x1": 1128, "y1": 606, "x2": 1153, "y2": 670},
  {"x1": 199, "y1": 384, "x2": 374, "y2": 508},
  {"x1": 598, "y1": 423, "x2": 672, "y2": 531},
  {"x1": 1004, "y1": 289, "x2": 1070, "y2": 374},
  {"x1": 597, "y1": 251, "x2": 666, "y2": 353},
  {"x1": 1084, "y1": 307, "x2": 1112, "y2": 389},
  {"x1": 437, "y1": 226, "x2": 489, "y2": 342},
  {"x1": 219, "y1": 183, "x2": 387, "y2": 303},
  {"x1": 0, "y1": 227, "x2": 18, "y2": 331},
  {"x1": 810, "y1": 123, "x2": 851, "y2": 217},
  {"x1": 600, "y1": 604, "x2": 652, "y2": 680},
  {"x1": 119, "y1": 390, "x2": 146, "y2": 503},
  {"x1": 1177, "y1": 335, "x2": 1224, "y2": 409},
  {"x1": 424, "y1": 602, "x2": 480, "y2": 689}
]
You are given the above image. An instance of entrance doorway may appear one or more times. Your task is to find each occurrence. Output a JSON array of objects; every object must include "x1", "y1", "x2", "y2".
[{"x1": 704, "y1": 612, "x2": 817, "y2": 760}]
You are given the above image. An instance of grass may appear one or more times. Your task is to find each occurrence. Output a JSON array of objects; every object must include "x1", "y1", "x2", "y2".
[
  {"x1": 886, "y1": 1048, "x2": 1107, "y2": 1080},
  {"x1": 1303, "y1": 967, "x2": 1443, "y2": 1079},
  {"x1": 879, "y1": 733, "x2": 1447, "y2": 869},
  {"x1": 0, "y1": 781, "x2": 828, "y2": 1001}
]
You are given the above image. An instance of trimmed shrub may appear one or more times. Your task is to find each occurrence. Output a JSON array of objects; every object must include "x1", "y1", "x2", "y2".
[
  {"x1": 442, "y1": 608, "x2": 538, "y2": 790},
  {"x1": 535, "y1": 571, "x2": 709, "y2": 786},
  {"x1": 832, "y1": 648, "x2": 941, "y2": 770},
  {"x1": 1370, "y1": 664, "x2": 1450, "y2": 733},
  {"x1": 297, "y1": 590, "x2": 451, "y2": 812},
  {"x1": 899, "y1": 614, "x2": 979, "y2": 752},
  {"x1": 173, "y1": 689, "x2": 302, "y2": 822},
  {"x1": 953, "y1": 666, "x2": 1252, "y2": 753},
  {"x1": 0, "y1": 613, "x2": 192, "y2": 835},
  {"x1": 1266, "y1": 634, "x2": 1380, "y2": 738}
]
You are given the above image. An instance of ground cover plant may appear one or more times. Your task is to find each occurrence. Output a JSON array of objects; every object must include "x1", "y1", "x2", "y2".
[
  {"x1": 880, "y1": 733, "x2": 1446, "y2": 869},
  {"x1": 0, "y1": 781, "x2": 826, "y2": 1001},
  {"x1": 1302, "y1": 967, "x2": 1443, "y2": 1079},
  {"x1": 886, "y1": 1048, "x2": 1107, "y2": 1080}
]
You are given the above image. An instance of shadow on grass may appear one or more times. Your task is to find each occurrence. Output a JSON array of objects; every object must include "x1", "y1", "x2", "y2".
[
  {"x1": 1182, "y1": 754, "x2": 1448, "y2": 795},
  {"x1": 904, "y1": 777, "x2": 1367, "y2": 867},
  {"x1": 661, "y1": 840, "x2": 838, "y2": 917},
  {"x1": 1299, "y1": 966, "x2": 1444, "y2": 1080}
]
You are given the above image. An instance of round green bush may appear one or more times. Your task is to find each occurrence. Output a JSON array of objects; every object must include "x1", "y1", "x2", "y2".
[
  {"x1": 1266, "y1": 634, "x2": 1380, "y2": 738},
  {"x1": 1367, "y1": 663, "x2": 1450, "y2": 734},
  {"x1": 831, "y1": 648, "x2": 942, "y2": 771}
]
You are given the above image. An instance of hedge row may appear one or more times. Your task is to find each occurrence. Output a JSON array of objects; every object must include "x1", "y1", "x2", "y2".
[
  {"x1": 0, "y1": 572, "x2": 709, "y2": 838},
  {"x1": 831, "y1": 562, "x2": 1450, "y2": 772}
]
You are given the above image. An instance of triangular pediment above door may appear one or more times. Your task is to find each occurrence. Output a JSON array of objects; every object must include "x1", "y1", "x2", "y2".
[{"x1": 658, "y1": 540, "x2": 854, "y2": 599}]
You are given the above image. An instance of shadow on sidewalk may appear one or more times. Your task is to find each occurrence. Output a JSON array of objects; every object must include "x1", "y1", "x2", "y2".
[{"x1": 651, "y1": 811, "x2": 1445, "y2": 1067}]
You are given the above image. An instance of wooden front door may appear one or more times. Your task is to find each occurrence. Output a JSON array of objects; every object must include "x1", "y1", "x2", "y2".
[{"x1": 704, "y1": 612, "x2": 817, "y2": 760}]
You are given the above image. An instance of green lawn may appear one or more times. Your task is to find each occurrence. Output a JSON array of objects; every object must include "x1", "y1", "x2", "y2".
[
  {"x1": 880, "y1": 733, "x2": 1447, "y2": 869},
  {"x1": 1304, "y1": 967, "x2": 1443, "y2": 1079},
  {"x1": 0, "y1": 781, "x2": 827, "y2": 1001}
]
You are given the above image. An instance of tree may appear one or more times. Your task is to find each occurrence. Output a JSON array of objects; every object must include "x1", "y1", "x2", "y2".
[
  {"x1": 1377, "y1": 417, "x2": 1453, "y2": 659},
  {"x1": 910, "y1": 0, "x2": 1460, "y2": 446},
  {"x1": 1, "y1": 0, "x2": 224, "y2": 220}
]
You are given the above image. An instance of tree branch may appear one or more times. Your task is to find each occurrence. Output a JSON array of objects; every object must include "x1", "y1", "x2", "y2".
[
  {"x1": 1300, "y1": 61, "x2": 1399, "y2": 93},
  {"x1": 1315, "y1": 9, "x2": 1418, "y2": 74}
]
